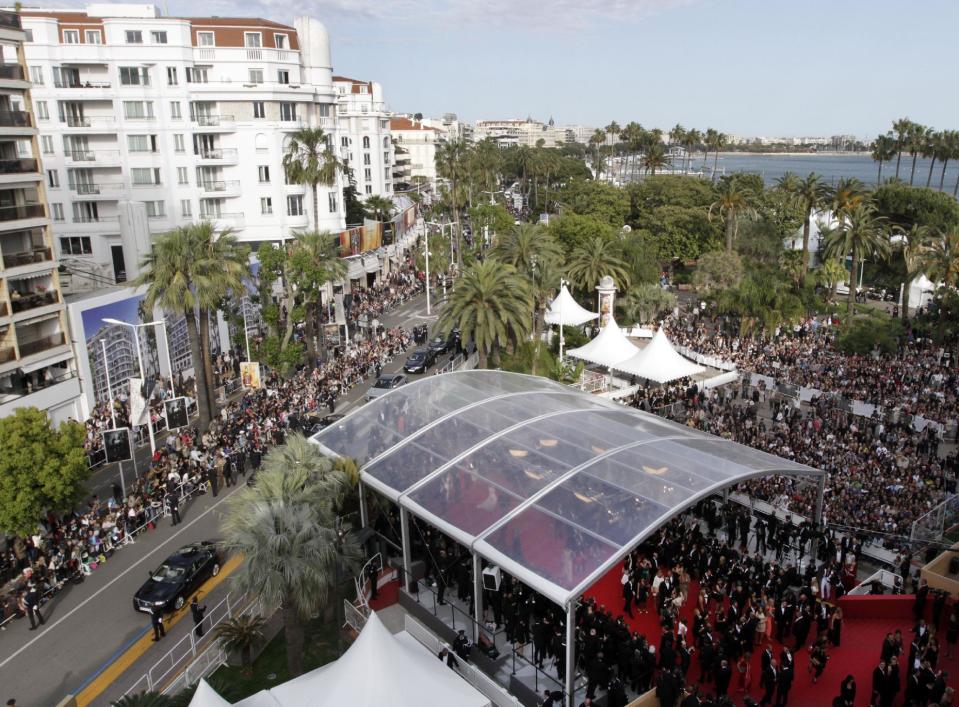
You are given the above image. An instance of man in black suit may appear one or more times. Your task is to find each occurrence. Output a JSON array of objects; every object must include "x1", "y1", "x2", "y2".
[
  {"x1": 714, "y1": 659, "x2": 732, "y2": 697},
  {"x1": 760, "y1": 658, "x2": 778, "y2": 706},
  {"x1": 775, "y1": 659, "x2": 793, "y2": 706},
  {"x1": 191, "y1": 595, "x2": 207, "y2": 637},
  {"x1": 150, "y1": 606, "x2": 166, "y2": 641},
  {"x1": 760, "y1": 645, "x2": 774, "y2": 690}
]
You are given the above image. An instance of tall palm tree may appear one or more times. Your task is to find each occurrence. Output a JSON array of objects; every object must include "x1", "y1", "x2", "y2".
[
  {"x1": 669, "y1": 123, "x2": 686, "y2": 148},
  {"x1": 828, "y1": 177, "x2": 868, "y2": 218},
  {"x1": 282, "y1": 128, "x2": 341, "y2": 231},
  {"x1": 871, "y1": 134, "x2": 897, "y2": 185},
  {"x1": 363, "y1": 194, "x2": 395, "y2": 223},
  {"x1": 892, "y1": 117, "x2": 914, "y2": 181},
  {"x1": 907, "y1": 123, "x2": 928, "y2": 186},
  {"x1": 641, "y1": 144, "x2": 669, "y2": 176},
  {"x1": 898, "y1": 223, "x2": 931, "y2": 319},
  {"x1": 937, "y1": 130, "x2": 959, "y2": 192},
  {"x1": 215, "y1": 614, "x2": 266, "y2": 675},
  {"x1": 787, "y1": 173, "x2": 829, "y2": 276},
  {"x1": 604, "y1": 121, "x2": 620, "y2": 182},
  {"x1": 923, "y1": 130, "x2": 941, "y2": 188},
  {"x1": 683, "y1": 129, "x2": 702, "y2": 175},
  {"x1": 221, "y1": 434, "x2": 361, "y2": 678},
  {"x1": 815, "y1": 254, "x2": 848, "y2": 303},
  {"x1": 469, "y1": 138, "x2": 503, "y2": 196},
  {"x1": 709, "y1": 178, "x2": 757, "y2": 253},
  {"x1": 435, "y1": 139, "x2": 470, "y2": 267},
  {"x1": 191, "y1": 223, "x2": 249, "y2": 412},
  {"x1": 588, "y1": 129, "x2": 607, "y2": 178},
  {"x1": 567, "y1": 236, "x2": 630, "y2": 292},
  {"x1": 823, "y1": 202, "x2": 891, "y2": 314},
  {"x1": 437, "y1": 259, "x2": 533, "y2": 368},
  {"x1": 288, "y1": 230, "x2": 347, "y2": 367},
  {"x1": 134, "y1": 226, "x2": 214, "y2": 429},
  {"x1": 493, "y1": 223, "x2": 563, "y2": 274},
  {"x1": 921, "y1": 230, "x2": 959, "y2": 289},
  {"x1": 705, "y1": 128, "x2": 726, "y2": 182}
]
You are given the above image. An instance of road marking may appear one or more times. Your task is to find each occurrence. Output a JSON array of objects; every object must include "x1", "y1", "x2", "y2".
[
  {"x1": 0, "y1": 483, "x2": 243, "y2": 671},
  {"x1": 73, "y1": 553, "x2": 243, "y2": 707}
]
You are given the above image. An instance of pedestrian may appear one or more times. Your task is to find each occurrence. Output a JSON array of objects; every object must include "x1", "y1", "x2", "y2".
[
  {"x1": 166, "y1": 489, "x2": 181, "y2": 526},
  {"x1": 24, "y1": 583, "x2": 44, "y2": 630},
  {"x1": 150, "y1": 606, "x2": 166, "y2": 641},
  {"x1": 191, "y1": 595, "x2": 207, "y2": 637},
  {"x1": 7, "y1": 699, "x2": 18, "y2": 707}
]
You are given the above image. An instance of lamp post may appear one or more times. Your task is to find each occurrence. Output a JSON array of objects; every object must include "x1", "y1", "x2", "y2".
[
  {"x1": 241, "y1": 300, "x2": 252, "y2": 362},
  {"x1": 422, "y1": 228, "x2": 431, "y2": 316},
  {"x1": 103, "y1": 317, "x2": 174, "y2": 455},
  {"x1": 426, "y1": 220, "x2": 455, "y2": 272},
  {"x1": 101, "y1": 338, "x2": 127, "y2": 499},
  {"x1": 559, "y1": 277, "x2": 568, "y2": 363}
]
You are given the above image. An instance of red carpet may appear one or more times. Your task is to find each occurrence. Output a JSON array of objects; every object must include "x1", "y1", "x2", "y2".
[{"x1": 587, "y1": 562, "x2": 959, "y2": 706}]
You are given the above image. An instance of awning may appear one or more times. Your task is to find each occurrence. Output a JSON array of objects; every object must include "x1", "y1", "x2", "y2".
[
  {"x1": 20, "y1": 350, "x2": 72, "y2": 373},
  {"x1": 363, "y1": 255, "x2": 380, "y2": 274},
  {"x1": 346, "y1": 258, "x2": 364, "y2": 280},
  {"x1": 544, "y1": 285, "x2": 598, "y2": 327},
  {"x1": 611, "y1": 328, "x2": 706, "y2": 384},
  {"x1": 567, "y1": 316, "x2": 640, "y2": 368}
]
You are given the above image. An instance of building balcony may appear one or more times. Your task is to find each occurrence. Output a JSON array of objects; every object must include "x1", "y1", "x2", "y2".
[
  {"x1": 0, "y1": 12, "x2": 21, "y2": 29},
  {"x1": 53, "y1": 80, "x2": 111, "y2": 89},
  {"x1": 0, "y1": 65, "x2": 25, "y2": 81},
  {"x1": 70, "y1": 182, "x2": 123, "y2": 199},
  {"x1": 192, "y1": 115, "x2": 235, "y2": 130},
  {"x1": 0, "y1": 158, "x2": 38, "y2": 175},
  {"x1": 0, "y1": 346, "x2": 14, "y2": 363},
  {"x1": 0, "y1": 111, "x2": 32, "y2": 128},
  {"x1": 2, "y1": 246, "x2": 51, "y2": 270},
  {"x1": 196, "y1": 148, "x2": 238, "y2": 164},
  {"x1": 63, "y1": 115, "x2": 115, "y2": 130},
  {"x1": 10, "y1": 290, "x2": 59, "y2": 314},
  {"x1": 0, "y1": 204, "x2": 44, "y2": 223},
  {"x1": 201, "y1": 212, "x2": 244, "y2": 228},
  {"x1": 72, "y1": 214, "x2": 118, "y2": 225},
  {"x1": 193, "y1": 46, "x2": 297, "y2": 64},
  {"x1": 199, "y1": 180, "x2": 240, "y2": 197},
  {"x1": 17, "y1": 332, "x2": 66, "y2": 357},
  {"x1": 64, "y1": 150, "x2": 121, "y2": 166}
]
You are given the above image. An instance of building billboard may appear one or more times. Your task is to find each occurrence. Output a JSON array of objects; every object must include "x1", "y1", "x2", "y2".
[{"x1": 240, "y1": 361, "x2": 261, "y2": 389}]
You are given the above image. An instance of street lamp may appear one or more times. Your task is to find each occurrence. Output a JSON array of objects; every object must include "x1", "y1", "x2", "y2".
[
  {"x1": 103, "y1": 317, "x2": 175, "y2": 455},
  {"x1": 426, "y1": 220, "x2": 455, "y2": 272},
  {"x1": 421, "y1": 230, "x2": 431, "y2": 317},
  {"x1": 558, "y1": 278, "x2": 569, "y2": 363},
  {"x1": 100, "y1": 338, "x2": 132, "y2": 499}
]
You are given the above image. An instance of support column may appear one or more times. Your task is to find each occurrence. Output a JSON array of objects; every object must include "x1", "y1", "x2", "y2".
[
  {"x1": 814, "y1": 475, "x2": 825, "y2": 527},
  {"x1": 472, "y1": 553, "x2": 483, "y2": 642},
  {"x1": 358, "y1": 481, "x2": 368, "y2": 528},
  {"x1": 400, "y1": 507, "x2": 413, "y2": 592},
  {"x1": 565, "y1": 601, "x2": 576, "y2": 706}
]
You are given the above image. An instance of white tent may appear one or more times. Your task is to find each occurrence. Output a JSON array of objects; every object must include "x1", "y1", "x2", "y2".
[
  {"x1": 908, "y1": 274, "x2": 937, "y2": 311},
  {"x1": 612, "y1": 328, "x2": 706, "y2": 384},
  {"x1": 567, "y1": 317, "x2": 640, "y2": 368},
  {"x1": 544, "y1": 285, "x2": 598, "y2": 327},
  {"x1": 189, "y1": 679, "x2": 233, "y2": 707},
  {"x1": 230, "y1": 612, "x2": 489, "y2": 707}
]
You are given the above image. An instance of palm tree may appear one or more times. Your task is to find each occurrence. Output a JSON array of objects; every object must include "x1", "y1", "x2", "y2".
[
  {"x1": 924, "y1": 130, "x2": 942, "y2": 188},
  {"x1": 669, "y1": 123, "x2": 686, "y2": 148},
  {"x1": 709, "y1": 178, "x2": 757, "y2": 253},
  {"x1": 786, "y1": 173, "x2": 829, "y2": 277},
  {"x1": 282, "y1": 128, "x2": 341, "y2": 231},
  {"x1": 437, "y1": 259, "x2": 533, "y2": 368},
  {"x1": 494, "y1": 223, "x2": 563, "y2": 274},
  {"x1": 815, "y1": 254, "x2": 848, "y2": 303},
  {"x1": 907, "y1": 123, "x2": 928, "y2": 186},
  {"x1": 221, "y1": 434, "x2": 361, "y2": 678},
  {"x1": 191, "y1": 223, "x2": 249, "y2": 412},
  {"x1": 718, "y1": 271, "x2": 804, "y2": 337},
  {"x1": 134, "y1": 226, "x2": 214, "y2": 428},
  {"x1": 705, "y1": 128, "x2": 726, "y2": 182},
  {"x1": 567, "y1": 236, "x2": 630, "y2": 292},
  {"x1": 363, "y1": 194, "x2": 394, "y2": 224},
  {"x1": 112, "y1": 692, "x2": 175, "y2": 707},
  {"x1": 622, "y1": 284, "x2": 677, "y2": 324},
  {"x1": 604, "y1": 121, "x2": 620, "y2": 182},
  {"x1": 892, "y1": 117, "x2": 914, "y2": 180},
  {"x1": 823, "y1": 202, "x2": 891, "y2": 314},
  {"x1": 641, "y1": 144, "x2": 669, "y2": 176},
  {"x1": 683, "y1": 129, "x2": 702, "y2": 175},
  {"x1": 898, "y1": 223, "x2": 931, "y2": 319},
  {"x1": 937, "y1": 130, "x2": 959, "y2": 192},
  {"x1": 435, "y1": 139, "x2": 470, "y2": 267},
  {"x1": 216, "y1": 614, "x2": 266, "y2": 675},
  {"x1": 921, "y1": 230, "x2": 959, "y2": 289},
  {"x1": 288, "y1": 230, "x2": 347, "y2": 367},
  {"x1": 588, "y1": 129, "x2": 607, "y2": 178},
  {"x1": 871, "y1": 134, "x2": 897, "y2": 185},
  {"x1": 828, "y1": 177, "x2": 868, "y2": 218}
]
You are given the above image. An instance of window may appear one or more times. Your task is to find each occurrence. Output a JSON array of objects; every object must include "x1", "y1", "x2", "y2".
[
  {"x1": 328, "y1": 192, "x2": 338, "y2": 213},
  {"x1": 63, "y1": 29, "x2": 79, "y2": 44},
  {"x1": 277, "y1": 69, "x2": 289, "y2": 84},
  {"x1": 363, "y1": 153, "x2": 371, "y2": 165},
  {"x1": 123, "y1": 101, "x2": 154, "y2": 119},
  {"x1": 41, "y1": 136, "x2": 53, "y2": 154},
  {"x1": 383, "y1": 151, "x2": 390, "y2": 163},
  {"x1": 60, "y1": 236, "x2": 92, "y2": 255},
  {"x1": 50, "y1": 203, "x2": 64, "y2": 221},
  {"x1": 319, "y1": 104, "x2": 331, "y2": 117},
  {"x1": 85, "y1": 30, "x2": 102, "y2": 44},
  {"x1": 252, "y1": 101, "x2": 265, "y2": 119},
  {"x1": 145, "y1": 200, "x2": 165, "y2": 218},
  {"x1": 364, "y1": 168, "x2": 372, "y2": 181},
  {"x1": 341, "y1": 136, "x2": 349, "y2": 147},
  {"x1": 177, "y1": 167, "x2": 188, "y2": 185},
  {"x1": 47, "y1": 169, "x2": 59, "y2": 188},
  {"x1": 120, "y1": 66, "x2": 150, "y2": 86},
  {"x1": 170, "y1": 101, "x2": 182, "y2": 119},
  {"x1": 29, "y1": 66, "x2": 43, "y2": 85},
  {"x1": 274, "y1": 33, "x2": 287, "y2": 49},
  {"x1": 248, "y1": 69, "x2": 263, "y2": 84},
  {"x1": 167, "y1": 67, "x2": 178, "y2": 85},
  {"x1": 173, "y1": 134, "x2": 185, "y2": 152},
  {"x1": 244, "y1": 32, "x2": 262, "y2": 48},
  {"x1": 35, "y1": 101, "x2": 48, "y2": 120},
  {"x1": 180, "y1": 199, "x2": 192, "y2": 217},
  {"x1": 280, "y1": 102, "x2": 296, "y2": 121},
  {"x1": 125, "y1": 30, "x2": 143, "y2": 44},
  {"x1": 257, "y1": 165, "x2": 270, "y2": 183},
  {"x1": 127, "y1": 134, "x2": 158, "y2": 152},
  {"x1": 260, "y1": 197, "x2": 272, "y2": 215},
  {"x1": 383, "y1": 136, "x2": 390, "y2": 147},
  {"x1": 286, "y1": 195, "x2": 303, "y2": 216},
  {"x1": 365, "y1": 185, "x2": 372, "y2": 195},
  {"x1": 186, "y1": 67, "x2": 209, "y2": 83},
  {"x1": 197, "y1": 32, "x2": 215, "y2": 47},
  {"x1": 132, "y1": 167, "x2": 160, "y2": 186},
  {"x1": 151, "y1": 31, "x2": 168, "y2": 44},
  {"x1": 362, "y1": 136, "x2": 370, "y2": 149},
  {"x1": 23, "y1": 29, "x2": 33, "y2": 42}
]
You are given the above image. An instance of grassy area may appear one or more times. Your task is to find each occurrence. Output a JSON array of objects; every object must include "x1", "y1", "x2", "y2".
[{"x1": 210, "y1": 615, "x2": 344, "y2": 702}]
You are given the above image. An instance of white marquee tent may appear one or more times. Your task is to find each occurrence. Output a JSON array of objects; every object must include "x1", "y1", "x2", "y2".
[
  {"x1": 216, "y1": 612, "x2": 489, "y2": 707},
  {"x1": 908, "y1": 274, "x2": 937, "y2": 311},
  {"x1": 544, "y1": 285, "x2": 598, "y2": 327},
  {"x1": 612, "y1": 328, "x2": 705, "y2": 384},
  {"x1": 567, "y1": 316, "x2": 640, "y2": 368}
]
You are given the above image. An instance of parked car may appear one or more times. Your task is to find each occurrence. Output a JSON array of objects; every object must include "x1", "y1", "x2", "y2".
[
  {"x1": 133, "y1": 542, "x2": 221, "y2": 614},
  {"x1": 428, "y1": 336, "x2": 449, "y2": 356},
  {"x1": 365, "y1": 373, "x2": 407, "y2": 401},
  {"x1": 305, "y1": 412, "x2": 345, "y2": 435},
  {"x1": 403, "y1": 348, "x2": 436, "y2": 374}
]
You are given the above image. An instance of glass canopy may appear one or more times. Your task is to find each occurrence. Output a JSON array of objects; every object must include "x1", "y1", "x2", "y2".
[{"x1": 311, "y1": 370, "x2": 824, "y2": 607}]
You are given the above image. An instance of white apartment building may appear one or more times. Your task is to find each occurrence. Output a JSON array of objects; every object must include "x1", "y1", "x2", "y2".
[
  {"x1": 389, "y1": 116, "x2": 441, "y2": 184},
  {"x1": 333, "y1": 76, "x2": 392, "y2": 200},
  {"x1": 0, "y1": 9, "x2": 82, "y2": 424},
  {"x1": 18, "y1": 5, "x2": 354, "y2": 292}
]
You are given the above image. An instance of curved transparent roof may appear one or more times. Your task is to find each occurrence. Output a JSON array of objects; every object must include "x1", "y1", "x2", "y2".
[{"x1": 311, "y1": 371, "x2": 824, "y2": 607}]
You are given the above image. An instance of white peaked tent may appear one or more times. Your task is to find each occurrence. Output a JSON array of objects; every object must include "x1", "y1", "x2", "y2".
[
  {"x1": 230, "y1": 612, "x2": 489, "y2": 707},
  {"x1": 567, "y1": 316, "x2": 640, "y2": 368},
  {"x1": 612, "y1": 328, "x2": 706, "y2": 384},
  {"x1": 908, "y1": 274, "x2": 937, "y2": 311},
  {"x1": 189, "y1": 679, "x2": 233, "y2": 707},
  {"x1": 544, "y1": 285, "x2": 598, "y2": 326}
]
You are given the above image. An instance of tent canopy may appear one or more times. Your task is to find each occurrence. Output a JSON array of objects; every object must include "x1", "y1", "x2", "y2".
[
  {"x1": 544, "y1": 285, "x2": 598, "y2": 327},
  {"x1": 232, "y1": 612, "x2": 488, "y2": 707},
  {"x1": 189, "y1": 679, "x2": 233, "y2": 707},
  {"x1": 611, "y1": 328, "x2": 705, "y2": 384},
  {"x1": 567, "y1": 316, "x2": 640, "y2": 368},
  {"x1": 311, "y1": 370, "x2": 823, "y2": 607}
]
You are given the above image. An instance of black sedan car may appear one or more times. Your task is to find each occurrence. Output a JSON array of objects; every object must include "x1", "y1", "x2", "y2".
[
  {"x1": 133, "y1": 542, "x2": 221, "y2": 614},
  {"x1": 403, "y1": 347, "x2": 436, "y2": 374},
  {"x1": 304, "y1": 412, "x2": 345, "y2": 435},
  {"x1": 428, "y1": 336, "x2": 449, "y2": 356}
]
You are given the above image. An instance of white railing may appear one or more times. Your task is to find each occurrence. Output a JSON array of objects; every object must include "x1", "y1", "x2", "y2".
[
  {"x1": 343, "y1": 599, "x2": 369, "y2": 633},
  {"x1": 847, "y1": 569, "x2": 904, "y2": 596}
]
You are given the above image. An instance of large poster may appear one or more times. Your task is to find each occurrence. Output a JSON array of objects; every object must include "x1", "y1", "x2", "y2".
[{"x1": 240, "y1": 361, "x2": 261, "y2": 389}]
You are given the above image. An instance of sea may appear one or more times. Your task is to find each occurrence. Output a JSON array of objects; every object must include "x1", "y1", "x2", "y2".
[{"x1": 680, "y1": 152, "x2": 959, "y2": 193}]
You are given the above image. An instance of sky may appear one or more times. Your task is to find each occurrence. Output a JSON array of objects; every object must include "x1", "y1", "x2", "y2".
[{"x1": 41, "y1": 0, "x2": 959, "y2": 138}]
